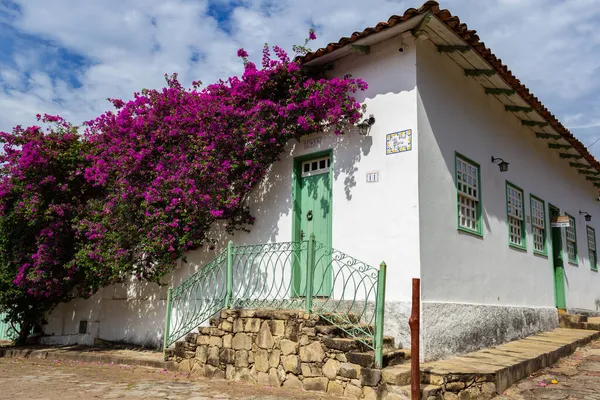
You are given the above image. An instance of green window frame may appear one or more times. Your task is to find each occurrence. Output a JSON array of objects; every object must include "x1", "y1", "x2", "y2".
[
  {"x1": 455, "y1": 153, "x2": 482, "y2": 236},
  {"x1": 530, "y1": 195, "x2": 547, "y2": 256},
  {"x1": 565, "y1": 214, "x2": 578, "y2": 265},
  {"x1": 506, "y1": 182, "x2": 526, "y2": 250},
  {"x1": 587, "y1": 226, "x2": 597, "y2": 271}
]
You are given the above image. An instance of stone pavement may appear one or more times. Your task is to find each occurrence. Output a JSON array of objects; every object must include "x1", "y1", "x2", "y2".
[
  {"x1": 0, "y1": 344, "x2": 174, "y2": 370},
  {"x1": 497, "y1": 336, "x2": 600, "y2": 399},
  {"x1": 419, "y1": 328, "x2": 600, "y2": 397},
  {"x1": 0, "y1": 356, "x2": 338, "y2": 400}
]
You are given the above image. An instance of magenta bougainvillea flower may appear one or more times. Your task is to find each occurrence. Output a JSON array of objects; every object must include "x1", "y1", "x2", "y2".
[{"x1": 0, "y1": 32, "x2": 367, "y2": 307}]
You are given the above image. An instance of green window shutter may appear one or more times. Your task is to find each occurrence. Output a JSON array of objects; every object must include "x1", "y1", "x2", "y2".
[
  {"x1": 530, "y1": 195, "x2": 547, "y2": 256},
  {"x1": 455, "y1": 153, "x2": 482, "y2": 236},
  {"x1": 506, "y1": 182, "x2": 526, "y2": 250},
  {"x1": 566, "y1": 214, "x2": 578, "y2": 265},
  {"x1": 587, "y1": 226, "x2": 597, "y2": 271}
]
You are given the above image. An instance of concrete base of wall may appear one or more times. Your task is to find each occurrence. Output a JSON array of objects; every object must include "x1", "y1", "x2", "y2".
[
  {"x1": 568, "y1": 308, "x2": 600, "y2": 318},
  {"x1": 382, "y1": 301, "x2": 411, "y2": 351},
  {"x1": 421, "y1": 302, "x2": 558, "y2": 361}
]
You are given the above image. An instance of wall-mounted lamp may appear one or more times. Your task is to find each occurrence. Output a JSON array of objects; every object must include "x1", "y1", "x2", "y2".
[
  {"x1": 580, "y1": 211, "x2": 592, "y2": 222},
  {"x1": 491, "y1": 156, "x2": 509, "y2": 172},
  {"x1": 356, "y1": 114, "x2": 376, "y2": 136}
]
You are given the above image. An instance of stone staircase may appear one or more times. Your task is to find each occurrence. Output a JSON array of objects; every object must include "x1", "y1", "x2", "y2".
[
  {"x1": 164, "y1": 308, "x2": 417, "y2": 399},
  {"x1": 559, "y1": 313, "x2": 600, "y2": 330}
]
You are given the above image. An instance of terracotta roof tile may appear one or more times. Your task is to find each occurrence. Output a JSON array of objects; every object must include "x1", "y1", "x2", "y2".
[{"x1": 301, "y1": 1, "x2": 600, "y2": 176}]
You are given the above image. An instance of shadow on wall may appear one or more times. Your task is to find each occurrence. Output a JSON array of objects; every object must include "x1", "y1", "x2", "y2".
[{"x1": 44, "y1": 36, "x2": 422, "y2": 347}]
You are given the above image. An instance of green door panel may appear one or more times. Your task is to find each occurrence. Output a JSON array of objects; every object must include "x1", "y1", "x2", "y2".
[
  {"x1": 549, "y1": 204, "x2": 566, "y2": 309},
  {"x1": 292, "y1": 154, "x2": 333, "y2": 297}
]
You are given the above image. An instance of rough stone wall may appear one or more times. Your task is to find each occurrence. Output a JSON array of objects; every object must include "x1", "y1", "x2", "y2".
[{"x1": 167, "y1": 309, "x2": 385, "y2": 399}]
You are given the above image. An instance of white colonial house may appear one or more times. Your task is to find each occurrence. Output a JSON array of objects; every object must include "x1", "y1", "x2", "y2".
[{"x1": 42, "y1": 1, "x2": 600, "y2": 361}]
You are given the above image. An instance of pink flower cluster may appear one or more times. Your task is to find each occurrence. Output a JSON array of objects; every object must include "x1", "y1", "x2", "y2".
[{"x1": 0, "y1": 33, "x2": 367, "y2": 301}]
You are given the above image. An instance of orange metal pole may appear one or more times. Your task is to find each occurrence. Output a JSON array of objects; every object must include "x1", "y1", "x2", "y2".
[{"x1": 409, "y1": 278, "x2": 420, "y2": 400}]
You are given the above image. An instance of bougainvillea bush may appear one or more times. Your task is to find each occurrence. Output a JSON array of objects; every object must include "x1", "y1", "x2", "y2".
[
  {"x1": 0, "y1": 115, "x2": 100, "y2": 340},
  {"x1": 0, "y1": 32, "x2": 367, "y2": 342}
]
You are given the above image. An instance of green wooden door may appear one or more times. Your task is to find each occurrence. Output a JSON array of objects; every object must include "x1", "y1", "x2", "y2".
[
  {"x1": 293, "y1": 154, "x2": 333, "y2": 297},
  {"x1": 549, "y1": 204, "x2": 567, "y2": 309}
]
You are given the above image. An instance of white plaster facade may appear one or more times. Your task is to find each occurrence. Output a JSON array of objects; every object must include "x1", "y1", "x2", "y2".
[{"x1": 42, "y1": 15, "x2": 600, "y2": 361}]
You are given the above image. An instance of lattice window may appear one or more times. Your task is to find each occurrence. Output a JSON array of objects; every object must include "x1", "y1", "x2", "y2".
[
  {"x1": 566, "y1": 215, "x2": 577, "y2": 263},
  {"x1": 588, "y1": 226, "x2": 597, "y2": 270},
  {"x1": 302, "y1": 156, "x2": 330, "y2": 177},
  {"x1": 506, "y1": 183, "x2": 525, "y2": 247},
  {"x1": 530, "y1": 196, "x2": 546, "y2": 254},
  {"x1": 456, "y1": 155, "x2": 480, "y2": 234}
]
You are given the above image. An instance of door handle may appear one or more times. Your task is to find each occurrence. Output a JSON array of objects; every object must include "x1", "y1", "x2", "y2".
[
  {"x1": 300, "y1": 229, "x2": 305, "y2": 241},
  {"x1": 307, "y1": 210, "x2": 313, "y2": 221}
]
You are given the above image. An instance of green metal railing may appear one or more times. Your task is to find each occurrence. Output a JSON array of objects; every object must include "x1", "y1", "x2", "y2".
[{"x1": 164, "y1": 235, "x2": 387, "y2": 367}]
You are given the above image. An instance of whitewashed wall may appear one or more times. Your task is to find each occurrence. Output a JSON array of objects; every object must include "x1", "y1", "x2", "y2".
[
  {"x1": 416, "y1": 37, "x2": 600, "y2": 360},
  {"x1": 42, "y1": 34, "x2": 421, "y2": 349}
]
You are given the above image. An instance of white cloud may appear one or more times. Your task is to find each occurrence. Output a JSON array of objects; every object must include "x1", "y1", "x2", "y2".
[{"x1": 0, "y1": 0, "x2": 599, "y2": 156}]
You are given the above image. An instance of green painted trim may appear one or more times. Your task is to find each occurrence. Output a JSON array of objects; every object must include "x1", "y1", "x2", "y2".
[
  {"x1": 464, "y1": 69, "x2": 495, "y2": 77},
  {"x1": 162, "y1": 287, "x2": 173, "y2": 359},
  {"x1": 549, "y1": 203, "x2": 567, "y2": 309},
  {"x1": 548, "y1": 143, "x2": 572, "y2": 150},
  {"x1": 225, "y1": 241, "x2": 233, "y2": 308},
  {"x1": 559, "y1": 153, "x2": 582, "y2": 159},
  {"x1": 374, "y1": 261, "x2": 387, "y2": 369},
  {"x1": 454, "y1": 152, "x2": 483, "y2": 237},
  {"x1": 305, "y1": 234, "x2": 315, "y2": 313},
  {"x1": 587, "y1": 226, "x2": 597, "y2": 271},
  {"x1": 535, "y1": 132, "x2": 562, "y2": 140},
  {"x1": 438, "y1": 45, "x2": 470, "y2": 53},
  {"x1": 521, "y1": 120, "x2": 549, "y2": 127},
  {"x1": 565, "y1": 213, "x2": 578, "y2": 265},
  {"x1": 530, "y1": 194, "x2": 548, "y2": 256},
  {"x1": 291, "y1": 149, "x2": 334, "y2": 298},
  {"x1": 505, "y1": 105, "x2": 533, "y2": 113},
  {"x1": 292, "y1": 148, "x2": 334, "y2": 246},
  {"x1": 506, "y1": 181, "x2": 527, "y2": 250},
  {"x1": 484, "y1": 87, "x2": 516, "y2": 95}
]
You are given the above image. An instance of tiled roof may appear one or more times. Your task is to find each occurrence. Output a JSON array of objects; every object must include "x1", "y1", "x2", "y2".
[{"x1": 301, "y1": 1, "x2": 600, "y2": 177}]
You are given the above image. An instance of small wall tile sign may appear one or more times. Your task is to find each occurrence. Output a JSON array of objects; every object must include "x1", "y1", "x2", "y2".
[
  {"x1": 366, "y1": 171, "x2": 379, "y2": 183},
  {"x1": 386, "y1": 129, "x2": 412, "y2": 155},
  {"x1": 305, "y1": 137, "x2": 322, "y2": 149}
]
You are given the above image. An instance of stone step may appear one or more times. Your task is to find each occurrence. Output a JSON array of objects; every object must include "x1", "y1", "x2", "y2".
[
  {"x1": 347, "y1": 349, "x2": 411, "y2": 369},
  {"x1": 315, "y1": 323, "x2": 374, "y2": 337},
  {"x1": 320, "y1": 336, "x2": 395, "y2": 353},
  {"x1": 318, "y1": 312, "x2": 362, "y2": 325},
  {"x1": 559, "y1": 313, "x2": 588, "y2": 328},
  {"x1": 384, "y1": 383, "x2": 443, "y2": 400}
]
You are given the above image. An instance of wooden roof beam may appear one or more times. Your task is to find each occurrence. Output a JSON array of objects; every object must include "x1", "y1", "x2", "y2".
[
  {"x1": 548, "y1": 143, "x2": 572, "y2": 150},
  {"x1": 535, "y1": 132, "x2": 562, "y2": 140},
  {"x1": 484, "y1": 88, "x2": 516, "y2": 95},
  {"x1": 437, "y1": 45, "x2": 470, "y2": 53},
  {"x1": 559, "y1": 153, "x2": 582, "y2": 159},
  {"x1": 505, "y1": 105, "x2": 533, "y2": 113},
  {"x1": 464, "y1": 69, "x2": 495, "y2": 77}
]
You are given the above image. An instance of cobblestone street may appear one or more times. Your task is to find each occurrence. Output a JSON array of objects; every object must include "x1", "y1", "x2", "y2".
[
  {"x1": 0, "y1": 356, "x2": 336, "y2": 400},
  {"x1": 498, "y1": 337, "x2": 600, "y2": 399},
  {"x1": 2, "y1": 338, "x2": 600, "y2": 399}
]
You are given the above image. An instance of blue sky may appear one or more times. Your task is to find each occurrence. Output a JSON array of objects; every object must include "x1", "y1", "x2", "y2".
[{"x1": 1, "y1": 0, "x2": 599, "y2": 156}]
